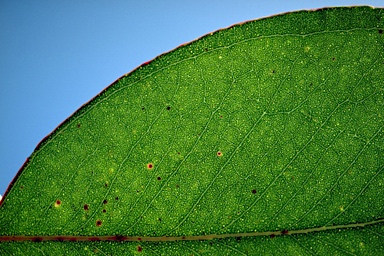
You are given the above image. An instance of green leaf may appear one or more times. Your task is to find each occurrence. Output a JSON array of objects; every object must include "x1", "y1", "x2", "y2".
[{"x1": 1, "y1": 6, "x2": 384, "y2": 255}]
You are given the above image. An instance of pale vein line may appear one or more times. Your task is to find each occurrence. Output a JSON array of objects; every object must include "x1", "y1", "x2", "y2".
[
  {"x1": 290, "y1": 236, "x2": 317, "y2": 256},
  {"x1": 220, "y1": 241, "x2": 247, "y2": 256},
  {"x1": 172, "y1": 112, "x2": 267, "y2": 231},
  {"x1": 325, "y1": 165, "x2": 384, "y2": 226},
  {"x1": 25, "y1": 27, "x2": 379, "y2": 159},
  {"x1": 293, "y1": 124, "x2": 384, "y2": 226},
  {"x1": 12, "y1": 27, "x2": 380, "y2": 212},
  {"x1": 115, "y1": 125, "x2": 180, "y2": 231},
  {"x1": 124, "y1": 77, "x2": 236, "y2": 232},
  {"x1": 270, "y1": 237, "x2": 285, "y2": 255},
  {"x1": 180, "y1": 244, "x2": 202, "y2": 256},
  {"x1": 75, "y1": 107, "x2": 166, "y2": 232},
  {"x1": 41, "y1": 148, "x2": 98, "y2": 219},
  {"x1": 225, "y1": 100, "x2": 349, "y2": 230},
  {"x1": 268, "y1": 127, "x2": 346, "y2": 226},
  {"x1": 315, "y1": 236, "x2": 357, "y2": 256},
  {"x1": 91, "y1": 245, "x2": 108, "y2": 256}
]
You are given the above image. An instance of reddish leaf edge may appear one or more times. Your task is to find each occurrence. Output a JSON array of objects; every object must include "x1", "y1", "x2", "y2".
[{"x1": 0, "y1": 5, "x2": 378, "y2": 207}]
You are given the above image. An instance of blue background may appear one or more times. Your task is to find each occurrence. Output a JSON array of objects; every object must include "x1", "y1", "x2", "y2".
[{"x1": 1, "y1": 1, "x2": 383, "y2": 196}]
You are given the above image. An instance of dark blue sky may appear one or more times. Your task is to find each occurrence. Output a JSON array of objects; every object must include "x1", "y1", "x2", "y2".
[{"x1": 1, "y1": 1, "x2": 382, "y2": 196}]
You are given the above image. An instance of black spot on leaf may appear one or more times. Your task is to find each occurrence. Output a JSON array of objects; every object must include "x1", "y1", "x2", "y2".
[
  {"x1": 379, "y1": 29, "x2": 383, "y2": 34},
  {"x1": 32, "y1": 237, "x2": 43, "y2": 242},
  {"x1": 84, "y1": 204, "x2": 89, "y2": 210},
  {"x1": 252, "y1": 189, "x2": 257, "y2": 194},
  {"x1": 96, "y1": 220, "x2": 102, "y2": 226}
]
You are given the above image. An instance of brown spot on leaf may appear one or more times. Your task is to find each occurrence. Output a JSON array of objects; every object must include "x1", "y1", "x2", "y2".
[
  {"x1": 103, "y1": 199, "x2": 108, "y2": 204},
  {"x1": 217, "y1": 151, "x2": 222, "y2": 157},
  {"x1": 379, "y1": 29, "x2": 383, "y2": 34},
  {"x1": 281, "y1": 229, "x2": 289, "y2": 235},
  {"x1": 147, "y1": 163, "x2": 154, "y2": 169},
  {"x1": 96, "y1": 220, "x2": 102, "y2": 226},
  {"x1": 102, "y1": 209, "x2": 106, "y2": 213},
  {"x1": 137, "y1": 245, "x2": 142, "y2": 252},
  {"x1": 157, "y1": 176, "x2": 161, "y2": 180},
  {"x1": 252, "y1": 189, "x2": 257, "y2": 194},
  {"x1": 84, "y1": 204, "x2": 89, "y2": 211}
]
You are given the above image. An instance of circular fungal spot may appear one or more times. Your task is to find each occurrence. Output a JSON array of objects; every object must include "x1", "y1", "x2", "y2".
[
  {"x1": 332, "y1": 57, "x2": 336, "y2": 61},
  {"x1": 137, "y1": 245, "x2": 142, "y2": 252},
  {"x1": 147, "y1": 163, "x2": 154, "y2": 169},
  {"x1": 104, "y1": 183, "x2": 108, "y2": 187},
  {"x1": 77, "y1": 123, "x2": 81, "y2": 128},
  {"x1": 96, "y1": 220, "x2": 102, "y2": 226},
  {"x1": 220, "y1": 115, "x2": 223, "y2": 118},
  {"x1": 115, "y1": 196, "x2": 119, "y2": 200},
  {"x1": 54, "y1": 200, "x2": 61, "y2": 207},
  {"x1": 166, "y1": 106, "x2": 171, "y2": 110},
  {"x1": 84, "y1": 204, "x2": 89, "y2": 211},
  {"x1": 177, "y1": 152, "x2": 180, "y2": 155},
  {"x1": 157, "y1": 176, "x2": 161, "y2": 181},
  {"x1": 217, "y1": 151, "x2": 222, "y2": 157},
  {"x1": 103, "y1": 199, "x2": 108, "y2": 204},
  {"x1": 102, "y1": 209, "x2": 106, "y2": 213},
  {"x1": 158, "y1": 218, "x2": 162, "y2": 221},
  {"x1": 176, "y1": 184, "x2": 180, "y2": 189},
  {"x1": 252, "y1": 189, "x2": 257, "y2": 194},
  {"x1": 281, "y1": 229, "x2": 289, "y2": 235},
  {"x1": 270, "y1": 234, "x2": 276, "y2": 239},
  {"x1": 379, "y1": 29, "x2": 383, "y2": 34},
  {"x1": 141, "y1": 107, "x2": 145, "y2": 111},
  {"x1": 20, "y1": 186, "x2": 24, "y2": 189}
]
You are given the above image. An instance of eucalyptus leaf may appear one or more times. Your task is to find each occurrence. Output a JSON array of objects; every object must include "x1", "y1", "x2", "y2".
[{"x1": 1, "y1": 6, "x2": 384, "y2": 255}]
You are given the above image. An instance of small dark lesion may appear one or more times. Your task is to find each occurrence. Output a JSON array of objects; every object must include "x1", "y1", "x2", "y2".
[
  {"x1": 379, "y1": 29, "x2": 383, "y2": 34},
  {"x1": 32, "y1": 237, "x2": 43, "y2": 242},
  {"x1": 77, "y1": 123, "x2": 81, "y2": 128}
]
